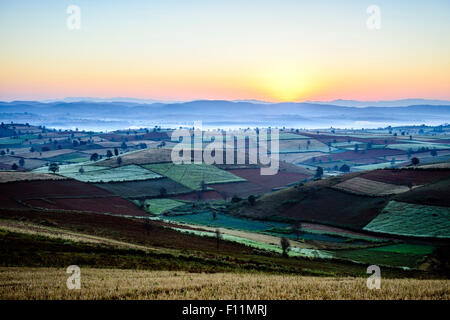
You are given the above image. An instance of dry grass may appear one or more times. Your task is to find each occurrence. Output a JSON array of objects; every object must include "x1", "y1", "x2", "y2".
[
  {"x1": 0, "y1": 268, "x2": 448, "y2": 300},
  {"x1": 0, "y1": 171, "x2": 67, "y2": 183}
]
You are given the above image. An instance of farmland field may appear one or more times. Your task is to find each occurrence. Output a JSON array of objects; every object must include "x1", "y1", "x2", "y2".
[
  {"x1": 363, "y1": 201, "x2": 450, "y2": 238},
  {"x1": 333, "y1": 177, "x2": 410, "y2": 196},
  {"x1": 133, "y1": 198, "x2": 185, "y2": 215},
  {"x1": 1, "y1": 268, "x2": 448, "y2": 300},
  {"x1": 0, "y1": 171, "x2": 67, "y2": 183},
  {"x1": 24, "y1": 196, "x2": 147, "y2": 216},
  {"x1": 144, "y1": 163, "x2": 246, "y2": 190},
  {"x1": 386, "y1": 143, "x2": 450, "y2": 152},
  {"x1": 360, "y1": 169, "x2": 450, "y2": 186},
  {"x1": 97, "y1": 148, "x2": 173, "y2": 167},
  {"x1": 163, "y1": 211, "x2": 290, "y2": 232},
  {"x1": 95, "y1": 178, "x2": 192, "y2": 198},
  {"x1": 0, "y1": 179, "x2": 112, "y2": 199},
  {"x1": 35, "y1": 164, "x2": 162, "y2": 183}
]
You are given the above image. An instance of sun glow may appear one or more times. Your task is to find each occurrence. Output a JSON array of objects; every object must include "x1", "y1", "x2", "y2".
[{"x1": 260, "y1": 71, "x2": 316, "y2": 102}]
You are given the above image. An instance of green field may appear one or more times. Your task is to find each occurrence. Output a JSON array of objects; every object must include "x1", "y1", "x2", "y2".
[
  {"x1": 133, "y1": 198, "x2": 185, "y2": 215},
  {"x1": 163, "y1": 211, "x2": 290, "y2": 232},
  {"x1": 34, "y1": 164, "x2": 162, "y2": 183},
  {"x1": 333, "y1": 247, "x2": 427, "y2": 268},
  {"x1": 144, "y1": 163, "x2": 245, "y2": 190},
  {"x1": 44, "y1": 152, "x2": 90, "y2": 163},
  {"x1": 0, "y1": 134, "x2": 37, "y2": 145},
  {"x1": 363, "y1": 201, "x2": 450, "y2": 238},
  {"x1": 387, "y1": 143, "x2": 450, "y2": 152}
]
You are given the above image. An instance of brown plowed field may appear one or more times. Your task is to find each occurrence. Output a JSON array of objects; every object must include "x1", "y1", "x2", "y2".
[
  {"x1": 281, "y1": 187, "x2": 388, "y2": 229},
  {"x1": 0, "y1": 209, "x2": 252, "y2": 254},
  {"x1": 361, "y1": 169, "x2": 450, "y2": 186},
  {"x1": 0, "y1": 180, "x2": 112, "y2": 199},
  {"x1": 229, "y1": 168, "x2": 307, "y2": 189},
  {"x1": 24, "y1": 197, "x2": 146, "y2": 216}
]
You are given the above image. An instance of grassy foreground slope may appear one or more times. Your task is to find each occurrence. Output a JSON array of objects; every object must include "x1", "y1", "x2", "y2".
[{"x1": 1, "y1": 268, "x2": 449, "y2": 300}]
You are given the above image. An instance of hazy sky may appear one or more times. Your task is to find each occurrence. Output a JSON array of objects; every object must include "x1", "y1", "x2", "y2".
[{"x1": 0, "y1": 0, "x2": 449, "y2": 102}]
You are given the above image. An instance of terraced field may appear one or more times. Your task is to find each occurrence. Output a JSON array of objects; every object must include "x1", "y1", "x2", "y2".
[{"x1": 363, "y1": 201, "x2": 450, "y2": 238}]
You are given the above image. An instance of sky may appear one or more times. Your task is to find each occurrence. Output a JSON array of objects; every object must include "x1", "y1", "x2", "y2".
[{"x1": 0, "y1": 0, "x2": 449, "y2": 102}]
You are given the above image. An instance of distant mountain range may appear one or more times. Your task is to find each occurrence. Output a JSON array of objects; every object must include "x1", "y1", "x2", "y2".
[{"x1": 1, "y1": 99, "x2": 450, "y2": 131}]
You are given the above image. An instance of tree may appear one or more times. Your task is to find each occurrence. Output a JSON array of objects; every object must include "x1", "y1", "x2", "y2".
[
  {"x1": 11, "y1": 163, "x2": 18, "y2": 170},
  {"x1": 114, "y1": 148, "x2": 119, "y2": 156},
  {"x1": 292, "y1": 222, "x2": 302, "y2": 240},
  {"x1": 200, "y1": 180, "x2": 207, "y2": 191},
  {"x1": 19, "y1": 158, "x2": 25, "y2": 167},
  {"x1": 0, "y1": 150, "x2": 5, "y2": 156},
  {"x1": 280, "y1": 237, "x2": 290, "y2": 257},
  {"x1": 106, "y1": 150, "x2": 113, "y2": 158},
  {"x1": 315, "y1": 166, "x2": 323, "y2": 179},
  {"x1": 339, "y1": 164, "x2": 350, "y2": 172},
  {"x1": 29, "y1": 147, "x2": 35, "y2": 153},
  {"x1": 143, "y1": 219, "x2": 152, "y2": 235},
  {"x1": 430, "y1": 149, "x2": 438, "y2": 157},
  {"x1": 90, "y1": 153, "x2": 99, "y2": 161},
  {"x1": 411, "y1": 157, "x2": 420, "y2": 166},
  {"x1": 231, "y1": 195, "x2": 241, "y2": 203},
  {"x1": 116, "y1": 156, "x2": 122, "y2": 166},
  {"x1": 211, "y1": 209, "x2": 217, "y2": 220},
  {"x1": 354, "y1": 144, "x2": 359, "y2": 152},
  {"x1": 78, "y1": 166, "x2": 85, "y2": 174},
  {"x1": 121, "y1": 141, "x2": 127, "y2": 150},
  {"x1": 215, "y1": 228, "x2": 221, "y2": 250},
  {"x1": 248, "y1": 195, "x2": 256, "y2": 206},
  {"x1": 48, "y1": 163, "x2": 59, "y2": 174}
]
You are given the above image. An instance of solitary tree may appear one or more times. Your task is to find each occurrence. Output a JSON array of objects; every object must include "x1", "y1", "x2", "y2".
[
  {"x1": 48, "y1": 163, "x2": 59, "y2": 174},
  {"x1": 280, "y1": 237, "x2": 290, "y2": 257},
  {"x1": 106, "y1": 150, "x2": 113, "y2": 158},
  {"x1": 11, "y1": 163, "x2": 18, "y2": 170},
  {"x1": 339, "y1": 164, "x2": 350, "y2": 173},
  {"x1": 121, "y1": 141, "x2": 127, "y2": 150},
  {"x1": 116, "y1": 156, "x2": 122, "y2": 166},
  {"x1": 19, "y1": 158, "x2": 25, "y2": 167},
  {"x1": 292, "y1": 222, "x2": 302, "y2": 240},
  {"x1": 143, "y1": 219, "x2": 152, "y2": 235},
  {"x1": 248, "y1": 195, "x2": 256, "y2": 206},
  {"x1": 411, "y1": 157, "x2": 420, "y2": 166},
  {"x1": 430, "y1": 149, "x2": 438, "y2": 157},
  {"x1": 200, "y1": 180, "x2": 207, "y2": 192},
  {"x1": 114, "y1": 148, "x2": 119, "y2": 156},
  {"x1": 315, "y1": 166, "x2": 324, "y2": 179},
  {"x1": 78, "y1": 166, "x2": 85, "y2": 174},
  {"x1": 90, "y1": 153, "x2": 99, "y2": 161},
  {"x1": 215, "y1": 228, "x2": 221, "y2": 250}
]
